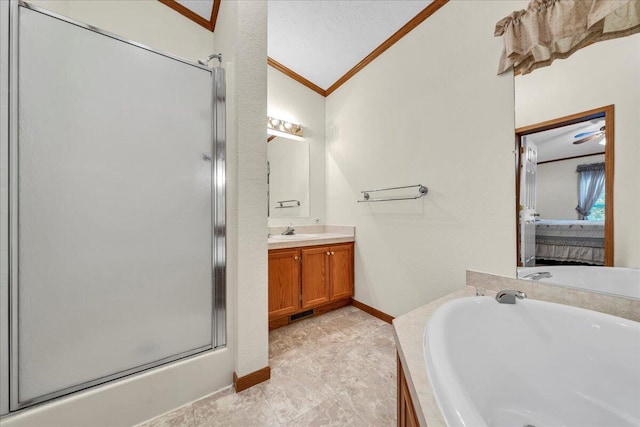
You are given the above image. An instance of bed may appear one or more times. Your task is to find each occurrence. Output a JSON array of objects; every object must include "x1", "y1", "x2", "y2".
[{"x1": 535, "y1": 219, "x2": 605, "y2": 266}]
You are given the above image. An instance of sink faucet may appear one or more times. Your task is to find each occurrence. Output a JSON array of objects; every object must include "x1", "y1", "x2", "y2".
[
  {"x1": 282, "y1": 224, "x2": 295, "y2": 236},
  {"x1": 495, "y1": 290, "x2": 527, "y2": 304}
]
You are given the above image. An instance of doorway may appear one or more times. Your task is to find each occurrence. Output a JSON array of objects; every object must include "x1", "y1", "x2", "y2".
[{"x1": 515, "y1": 105, "x2": 614, "y2": 267}]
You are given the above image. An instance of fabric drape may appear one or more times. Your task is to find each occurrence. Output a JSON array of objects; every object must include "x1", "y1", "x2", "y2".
[
  {"x1": 575, "y1": 162, "x2": 605, "y2": 219},
  {"x1": 495, "y1": 0, "x2": 640, "y2": 75}
]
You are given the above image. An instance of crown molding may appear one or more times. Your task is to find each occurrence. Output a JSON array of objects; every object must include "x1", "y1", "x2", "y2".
[{"x1": 267, "y1": 57, "x2": 327, "y2": 97}]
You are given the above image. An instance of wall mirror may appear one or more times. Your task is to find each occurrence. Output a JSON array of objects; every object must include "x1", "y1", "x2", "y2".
[
  {"x1": 514, "y1": 33, "x2": 639, "y2": 299},
  {"x1": 515, "y1": 106, "x2": 612, "y2": 266},
  {"x1": 268, "y1": 136, "x2": 310, "y2": 218}
]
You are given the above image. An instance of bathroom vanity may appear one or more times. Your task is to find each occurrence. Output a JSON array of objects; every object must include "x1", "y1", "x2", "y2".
[{"x1": 267, "y1": 227, "x2": 355, "y2": 330}]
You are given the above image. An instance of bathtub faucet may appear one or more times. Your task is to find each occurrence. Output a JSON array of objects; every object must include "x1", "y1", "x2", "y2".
[
  {"x1": 522, "y1": 271, "x2": 552, "y2": 281},
  {"x1": 495, "y1": 290, "x2": 527, "y2": 304}
]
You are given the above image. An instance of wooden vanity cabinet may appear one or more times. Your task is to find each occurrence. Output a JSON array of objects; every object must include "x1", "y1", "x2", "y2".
[{"x1": 268, "y1": 242, "x2": 354, "y2": 326}]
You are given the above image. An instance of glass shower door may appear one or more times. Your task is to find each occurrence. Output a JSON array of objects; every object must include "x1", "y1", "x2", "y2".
[{"x1": 11, "y1": 4, "x2": 218, "y2": 409}]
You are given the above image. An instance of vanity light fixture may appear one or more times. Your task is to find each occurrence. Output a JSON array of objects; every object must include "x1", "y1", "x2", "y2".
[{"x1": 267, "y1": 116, "x2": 304, "y2": 141}]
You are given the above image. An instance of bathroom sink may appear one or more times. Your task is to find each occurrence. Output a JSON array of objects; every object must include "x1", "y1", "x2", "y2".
[{"x1": 269, "y1": 234, "x2": 319, "y2": 240}]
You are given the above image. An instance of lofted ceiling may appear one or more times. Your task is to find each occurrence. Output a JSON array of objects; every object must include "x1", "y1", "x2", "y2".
[
  {"x1": 175, "y1": 0, "x2": 214, "y2": 20},
  {"x1": 161, "y1": 0, "x2": 446, "y2": 95},
  {"x1": 526, "y1": 118, "x2": 606, "y2": 163},
  {"x1": 159, "y1": 0, "x2": 220, "y2": 32},
  {"x1": 268, "y1": 1, "x2": 433, "y2": 92}
]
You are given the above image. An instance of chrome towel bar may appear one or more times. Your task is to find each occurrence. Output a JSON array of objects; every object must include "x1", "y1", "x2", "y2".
[
  {"x1": 358, "y1": 184, "x2": 428, "y2": 203},
  {"x1": 275, "y1": 200, "x2": 301, "y2": 209}
]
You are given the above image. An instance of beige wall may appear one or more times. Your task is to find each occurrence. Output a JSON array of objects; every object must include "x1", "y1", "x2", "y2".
[
  {"x1": 29, "y1": 0, "x2": 215, "y2": 62},
  {"x1": 516, "y1": 34, "x2": 640, "y2": 267},
  {"x1": 325, "y1": 1, "x2": 519, "y2": 317},
  {"x1": 2, "y1": 0, "x2": 267, "y2": 424},
  {"x1": 267, "y1": 66, "x2": 326, "y2": 226},
  {"x1": 537, "y1": 154, "x2": 605, "y2": 220}
]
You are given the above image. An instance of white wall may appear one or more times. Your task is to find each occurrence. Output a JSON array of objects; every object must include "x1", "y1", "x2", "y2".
[
  {"x1": 268, "y1": 66, "x2": 326, "y2": 226},
  {"x1": 213, "y1": 0, "x2": 269, "y2": 379},
  {"x1": 325, "y1": 1, "x2": 518, "y2": 317},
  {"x1": 1, "y1": 0, "x2": 268, "y2": 424},
  {"x1": 516, "y1": 34, "x2": 640, "y2": 267},
  {"x1": 537, "y1": 154, "x2": 605, "y2": 220}
]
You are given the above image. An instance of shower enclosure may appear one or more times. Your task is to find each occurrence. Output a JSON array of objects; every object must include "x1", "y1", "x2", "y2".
[{"x1": 0, "y1": 1, "x2": 226, "y2": 414}]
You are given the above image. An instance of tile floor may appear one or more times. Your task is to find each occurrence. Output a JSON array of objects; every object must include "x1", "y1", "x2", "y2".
[{"x1": 140, "y1": 305, "x2": 397, "y2": 426}]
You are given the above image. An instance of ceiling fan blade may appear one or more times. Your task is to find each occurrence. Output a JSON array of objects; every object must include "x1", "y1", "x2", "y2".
[
  {"x1": 574, "y1": 125, "x2": 605, "y2": 139},
  {"x1": 573, "y1": 132, "x2": 604, "y2": 145},
  {"x1": 574, "y1": 130, "x2": 599, "y2": 138}
]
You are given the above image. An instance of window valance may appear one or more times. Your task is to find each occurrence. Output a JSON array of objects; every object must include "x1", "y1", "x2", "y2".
[
  {"x1": 576, "y1": 162, "x2": 605, "y2": 172},
  {"x1": 495, "y1": 0, "x2": 640, "y2": 75}
]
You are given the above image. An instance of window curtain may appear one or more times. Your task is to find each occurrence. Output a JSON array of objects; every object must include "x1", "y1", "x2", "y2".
[
  {"x1": 495, "y1": 0, "x2": 640, "y2": 75},
  {"x1": 576, "y1": 162, "x2": 605, "y2": 219}
]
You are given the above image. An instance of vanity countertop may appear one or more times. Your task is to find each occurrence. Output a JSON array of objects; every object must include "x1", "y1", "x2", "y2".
[
  {"x1": 267, "y1": 225, "x2": 355, "y2": 250},
  {"x1": 268, "y1": 233, "x2": 355, "y2": 250}
]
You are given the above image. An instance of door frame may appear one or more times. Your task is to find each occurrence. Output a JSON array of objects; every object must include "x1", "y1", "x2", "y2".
[{"x1": 514, "y1": 105, "x2": 614, "y2": 267}]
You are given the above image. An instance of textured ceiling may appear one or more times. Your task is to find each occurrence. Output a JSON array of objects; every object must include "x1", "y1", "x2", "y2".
[
  {"x1": 175, "y1": 0, "x2": 214, "y2": 20},
  {"x1": 527, "y1": 118, "x2": 606, "y2": 163},
  {"x1": 268, "y1": 0, "x2": 431, "y2": 90}
]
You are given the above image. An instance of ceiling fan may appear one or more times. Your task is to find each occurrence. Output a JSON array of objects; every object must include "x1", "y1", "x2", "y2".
[{"x1": 573, "y1": 125, "x2": 605, "y2": 145}]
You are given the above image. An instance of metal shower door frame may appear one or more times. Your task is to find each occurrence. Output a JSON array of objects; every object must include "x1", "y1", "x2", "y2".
[
  {"x1": 0, "y1": 0, "x2": 12, "y2": 417},
  {"x1": 212, "y1": 66, "x2": 227, "y2": 350}
]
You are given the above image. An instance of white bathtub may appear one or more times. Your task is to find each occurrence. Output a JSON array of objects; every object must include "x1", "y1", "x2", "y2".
[
  {"x1": 518, "y1": 266, "x2": 640, "y2": 299},
  {"x1": 424, "y1": 297, "x2": 640, "y2": 427}
]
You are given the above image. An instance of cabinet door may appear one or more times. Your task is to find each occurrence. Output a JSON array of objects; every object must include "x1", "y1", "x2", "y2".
[
  {"x1": 398, "y1": 355, "x2": 419, "y2": 427},
  {"x1": 301, "y1": 247, "x2": 330, "y2": 309},
  {"x1": 268, "y1": 249, "x2": 301, "y2": 320},
  {"x1": 330, "y1": 243, "x2": 354, "y2": 301}
]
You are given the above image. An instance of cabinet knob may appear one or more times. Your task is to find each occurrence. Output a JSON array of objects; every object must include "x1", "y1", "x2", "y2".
[
  {"x1": 326, "y1": 252, "x2": 330, "y2": 256},
  {"x1": 331, "y1": 251, "x2": 335, "y2": 255},
  {"x1": 294, "y1": 256, "x2": 299, "y2": 260}
]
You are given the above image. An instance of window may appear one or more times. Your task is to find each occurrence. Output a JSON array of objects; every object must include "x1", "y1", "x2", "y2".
[{"x1": 587, "y1": 189, "x2": 605, "y2": 221}]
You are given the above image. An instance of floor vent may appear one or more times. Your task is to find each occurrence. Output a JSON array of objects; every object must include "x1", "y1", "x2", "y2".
[{"x1": 290, "y1": 309, "x2": 314, "y2": 322}]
